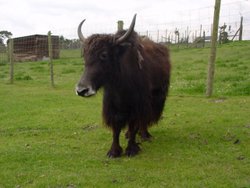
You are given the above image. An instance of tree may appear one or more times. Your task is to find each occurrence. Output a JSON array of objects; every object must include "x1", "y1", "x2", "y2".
[
  {"x1": 174, "y1": 29, "x2": 180, "y2": 44},
  {"x1": 219, "y1": 23, "x2": 229, "y2": 44},
  {"x1": 59, "y1": 35, "x2": 81, "y2": 49},
  {"x1": 0, "y1": 30, "x2": 12, "y2": 45}
]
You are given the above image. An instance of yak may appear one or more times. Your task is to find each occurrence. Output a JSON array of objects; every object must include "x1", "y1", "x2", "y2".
[{"x1": 76, "y1": 14, "x2": 171, "y2": 158}]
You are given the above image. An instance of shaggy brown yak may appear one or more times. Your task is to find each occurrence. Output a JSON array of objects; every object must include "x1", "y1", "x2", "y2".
[{"x1": 76, "y1": 14, "x2": 171, "y2": 157}]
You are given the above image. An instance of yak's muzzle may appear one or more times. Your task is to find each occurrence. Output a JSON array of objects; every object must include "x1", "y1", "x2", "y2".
[{"x1": 76, "y1": 86, "x2": 96, "y2": 97}]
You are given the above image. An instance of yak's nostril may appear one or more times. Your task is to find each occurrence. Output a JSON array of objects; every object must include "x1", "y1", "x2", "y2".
[
  {"x1": 76, "y1": 88, "x2": 89, "y2": 96},
  {"x1": 76, "y1": 86, "x2": 96, "y2": 97}
]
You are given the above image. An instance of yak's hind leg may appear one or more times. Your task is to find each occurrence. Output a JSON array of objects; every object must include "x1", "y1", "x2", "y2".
[
  {"x1": 126, "y1": 126, "x2": 152, "y2": 141},
  {"x1": 139, "y1": 126, "x2": 152, "y2": 141},
  {"x1": 138, "y1": 89, "x2": 167, "y2": 141},
  {"x1": 107, "y1": 126, "x2": 123, "y2": 158},
  {"x1": 125, "y1": 123, "x2": 141, "y2": 157}
]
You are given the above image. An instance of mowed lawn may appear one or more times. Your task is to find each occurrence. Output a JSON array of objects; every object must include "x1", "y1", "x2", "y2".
[{"x1": 0, "y1": 41, "x2": 249, "y2": 187}]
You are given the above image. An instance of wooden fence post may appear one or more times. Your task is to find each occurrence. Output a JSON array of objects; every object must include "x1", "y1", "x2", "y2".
[
  {"x1": 239, "y1": 16, "x2": 243, "y2": 41},
  {"x1": 157, "y1": 30, "x2": 160, "y2": 43},
  {"x1": 203, "y1": 31, "x2": 206, "y2": 48},
  {"x1": 200, "y1": 25, "x2": 203, "y2": 37},
  {"x1": 48, "y1": 31, "x2": 55, "y2": 88},
  {"x1": 9, "y1": 39, "x2": 14, "y2": 84},
  {"x1": 206, "y1": 0, "x2": 221, "y2": 97},
  {"x1": 186, "y1": 26, "x2": 189, "y2": 48},
  {"x1": 165, "y1": 30, "x2": 168, "y2": 43},
  {"x1": 117, "y1": 20, "x2": 124, "y2": 31}
]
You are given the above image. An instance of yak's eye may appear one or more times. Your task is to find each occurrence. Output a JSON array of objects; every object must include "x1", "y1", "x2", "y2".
[{"x1": 100, "y1": 51, "x2": 108, "y2": 60}]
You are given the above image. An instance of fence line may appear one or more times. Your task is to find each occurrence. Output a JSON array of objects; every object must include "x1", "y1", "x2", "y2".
[
  {"x1": 0, "y1": 26, "x2": 249, "y2": 95},
  {"x1": 0, "y1": 16, "x2": 247, "y2": 66},
  {"x1": 0, "y1": 2, "x2": 249, "y2": 66}
]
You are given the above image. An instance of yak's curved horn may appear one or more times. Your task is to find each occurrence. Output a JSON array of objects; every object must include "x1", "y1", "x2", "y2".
[
  {"x1": 116, "y1": 14, "x2": 137, "y2": 44},
  {"x1": 78, "y1": 19, "x2": 86, "y2": 43}
]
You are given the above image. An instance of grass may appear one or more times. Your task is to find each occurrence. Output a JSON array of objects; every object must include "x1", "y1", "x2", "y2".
[
  {"x1": 0, "y1": 41, "x2": 250, "y2": 187},
  {"x1": 170, "y1": 41, "x2": 250, "y2": 96}
]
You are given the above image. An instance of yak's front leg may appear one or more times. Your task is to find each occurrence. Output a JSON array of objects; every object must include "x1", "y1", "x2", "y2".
[
  {"x1": 125, "y1": 123, "x2": 141, "y2": 157},
  {"x1": 107, "y1": 126, "x2": 123, "y2": 158}
]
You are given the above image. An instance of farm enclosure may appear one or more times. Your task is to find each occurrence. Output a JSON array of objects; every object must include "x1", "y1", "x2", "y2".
[
  {"x1": 10, "y1": 34, "x2": 60, "y2": 62},
  {"x1": 0, "y1": 41, "x2": 250, "y2": 187},
  {"x1": 1, "y1": 0, "x2": 250, "y2": 186}
]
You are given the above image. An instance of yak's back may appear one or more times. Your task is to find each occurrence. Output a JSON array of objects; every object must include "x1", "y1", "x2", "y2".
[{"x1": 140, "y1": 39, "x2": 171, "y2": 91}]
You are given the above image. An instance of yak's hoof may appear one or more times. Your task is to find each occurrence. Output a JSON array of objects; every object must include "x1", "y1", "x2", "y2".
[
  {"x1": 140, "y1": 131, "x2": 153, "y2": 142},
  {"x1": 107, "y1": 146, "x2": 123, "y2": 158},
  {"x1": 125, "y1": 143, "x2": 141, "y2": 157}
]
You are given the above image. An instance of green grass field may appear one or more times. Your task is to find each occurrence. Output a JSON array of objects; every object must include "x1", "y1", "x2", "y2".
[{"x1": 0, "y1": 41, "x2": 249, "y2": 187}]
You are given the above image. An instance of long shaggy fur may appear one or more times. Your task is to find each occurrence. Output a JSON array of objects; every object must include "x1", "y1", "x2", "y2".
[
  {"x1": 102, "y1": 31, "x2": 171, "y2": 129},
  {"x1": 77, "y1": 30, "x2": 171, "y2": 157}
]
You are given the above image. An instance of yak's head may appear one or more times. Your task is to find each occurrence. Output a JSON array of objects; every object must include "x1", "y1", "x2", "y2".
[{"x1": 75, "y1": 14, "x2": 137, "y2": 97}]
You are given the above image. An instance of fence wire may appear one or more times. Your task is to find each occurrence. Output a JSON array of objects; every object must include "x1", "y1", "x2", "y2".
[{"x1": 0, "y1": 1, "x2": 249, "y2": 96}]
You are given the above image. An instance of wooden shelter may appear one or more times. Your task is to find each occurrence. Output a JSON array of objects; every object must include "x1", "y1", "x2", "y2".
[{"x1": 10, "y1": 34, "x2": 60, "y2": 62}]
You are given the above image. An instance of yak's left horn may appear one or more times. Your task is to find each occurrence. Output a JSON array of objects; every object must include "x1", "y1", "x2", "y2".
[
  {"x1": 78, "y1": 19, "x2": 86, "y2": 43},
  {"x1": 115, "y1": 14, "x2": 137, "y2": 44}
]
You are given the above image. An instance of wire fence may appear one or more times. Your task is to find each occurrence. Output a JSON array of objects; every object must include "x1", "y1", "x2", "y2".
[
  {"x1": 0, "y1": 22, "x2": 247, "y2": 64},
  {"x1": 1, "y1": 1, "x2": 249, "y2": 63},
  {"x1": 0, "y1": 1, "x2": 250, "y2": 95}
]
